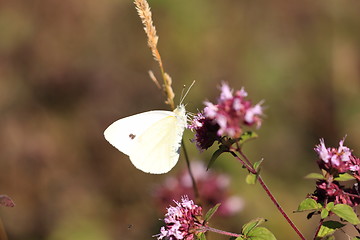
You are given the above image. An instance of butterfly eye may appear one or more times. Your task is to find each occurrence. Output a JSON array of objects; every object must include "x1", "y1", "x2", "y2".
[{"x1": 129, "y1": 134, "x2": 136, "y2": 139}]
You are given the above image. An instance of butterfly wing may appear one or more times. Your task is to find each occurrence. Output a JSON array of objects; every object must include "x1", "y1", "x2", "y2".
[
  {"x1": 104, "y1": 105, "x2": 186, "y2": 174},
  {"x1": 129, "y1": 114, "x2": 184, "y2": 174},
  {"x1": 104, "y1": 110, "x2": 173, "y2": 156}
]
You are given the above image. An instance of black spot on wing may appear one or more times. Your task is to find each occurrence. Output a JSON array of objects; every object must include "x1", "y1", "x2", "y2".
[{"x1": 129, "y1": 133, "x2": 136, "y2": 140}]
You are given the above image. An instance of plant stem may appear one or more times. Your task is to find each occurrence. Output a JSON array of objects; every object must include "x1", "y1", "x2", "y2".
[
  {"x1": 345, "y1": 192, "x2": 360, "y2": 199},
  {"x1": 312, "y1": 218, "x2": 323, "y2": 240},
  {"x1": 231, "y1": 150, "x2": 306, "y2": 240},
  {"x1": 229, "y1": 151, "x2": 256, "y2": 174},
  {"x1": 200, "y1": 226, "x2": 242, "y2": 238},
  {"x1": 236, "y1": 142, "x2": 253, "y2": 168},
  {"x1": 182, "y1": 139, "x2": 200, "y2": 201},
  {"x1": 257, "y1": 176, "x2": 306, "y2": 240},
  {"x1": 0, "y1": 217, "x2": 8, "y2": 240}
]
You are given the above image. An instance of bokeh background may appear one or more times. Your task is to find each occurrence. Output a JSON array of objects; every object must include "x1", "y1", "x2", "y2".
[{"x1": 1, "y1": 0, "x2": 360, "y2": 239}]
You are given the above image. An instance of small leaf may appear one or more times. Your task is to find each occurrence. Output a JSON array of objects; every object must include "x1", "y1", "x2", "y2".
[
  {"x1": 0, "y1": 195, "x2": 15, "y2": 207},
  {"x1": 246, "y1": 159, "x2": 263, "y2": 184},
  {"x1": 305, "y1": 173, "x2": 325, "y2": 180},
  {"x1": 204, "y1": 203, "x2": 221, "y2": 223},
  {"x1": 317, "y1": 221, "x2": 345, "y2": 238},
  {"x1": 321, "y1": 208, "x2": 329, "y2": 219},
  {"x1": 331, "y1": 204, "x2": 360, "y2": 225},
  {"x1": 334, "y1": 173, "x2": 355, "y2": 181},
  {"x1": 242, "y1": 218, "x2": 266, "y2": 235},
  {"x1": 207, "y1": 147, "x2": 226, "y2": 170},
  {"x1": 253, "y1": 159, "x2": 263, "y2": 171},
  {"x1": 307, "y1": 211, "x2": 316, "y2": 219},
  {"x1": 196, "y1": 232, "x2": 206, "y2": 240},
  {"x1": 296, "y1": 198, "x2": 322, "y2": 212},
  {"x1": 247, "y1": 227, "x2": 277, "y2": 240},
  {"x1": 325, "y1": 202, "x2": 334, "y2": 211},
  {"x1": 235, "y1": 237, "x2": 245, "y2": 240},
  {"x1": 237, "y1": 131, "x2": 258, "y2": 145},
  {"x1": 246, "y1": 173, "x2": 258, "y2": 185}
]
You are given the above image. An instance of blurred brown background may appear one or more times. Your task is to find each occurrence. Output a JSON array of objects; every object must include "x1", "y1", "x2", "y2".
[{"x1": 0, "y1": 0, "x2": 360, "y2": 239}]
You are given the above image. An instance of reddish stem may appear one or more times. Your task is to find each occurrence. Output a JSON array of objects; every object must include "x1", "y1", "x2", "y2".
[
  {"x1": 312, "y1": 218, "x2": 324, "y2": 240},
  {"x1": 182, "y1": 139, "x2": 200, "y2": 201},
  {"x1": 229, "y1": 151, "x2": 256, "y2": 174},
  {"x1": 257, "y1": 176, "x2": 306, "y2": 240},
  {"x1": 231, "y1": 150, "x2": 306, "y2": 240},
  {"x1": 236, "y1": 142, "x2": 253, "y2": 168},
  {"x1": 345, "y1": 192, "x2": 360, "y2": 199},
  {"x1": 200, "y1": 226, "x2": 242, "y2": 238}
]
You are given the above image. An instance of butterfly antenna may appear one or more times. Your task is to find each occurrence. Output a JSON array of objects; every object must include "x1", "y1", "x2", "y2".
[
  {"x1": 179, "y1": 85, "x2": 186, "y2": 105},
  {"x1": 180, "y1": 80, "x2": 195, "y2": 105}
]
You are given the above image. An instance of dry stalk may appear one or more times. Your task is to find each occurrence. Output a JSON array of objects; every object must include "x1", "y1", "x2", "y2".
[
  {"x1": 148, "y1": 70, "x2": 161, "y2": 89},
  {"x1": 134, "y1": 0, "x2": 175, "y2": 109},
  {"x1": 133, "y1": 0, "x2": 200, "y2": 202}
]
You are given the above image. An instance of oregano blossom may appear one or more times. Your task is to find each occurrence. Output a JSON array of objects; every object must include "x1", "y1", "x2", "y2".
[
  {"x1": 189, "y1": 83, "x2": 263, "y2": 150},
  {"x1": 156, "y1": 196, "x2": 205, "y2": 240}
]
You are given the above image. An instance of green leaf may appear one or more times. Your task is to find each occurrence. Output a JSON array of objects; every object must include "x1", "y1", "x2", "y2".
[
  {"x1": 247, "y1": 227, "x2": 277, "y2": 240},
  {"x1": 242, "y1": 218, "x2": 266, "y2": 235},
  {"x1": 334, "y1": 173, "x2": 355, "y2": 181},
  {"x1": 246, "y1": 173, "x2": 258, "y2": 184},
  {"x1": 203, "y1": 203, "x2": 221, "y2": 223},
  {"x1": 307, "y1": 211, "x2": 316, "y2": 219},
  {"x1": 253, "y1": 159, "x2": 263, "y2": 171},
  {"x1": 196, "y1": 232, "x2": 206, "y2": 240},
  {"x1": 352, "y1": 237, "x2": 360, "y2": 240},
  {"x1": 305, "y1": 173, "x2": 325, "y2": 180},
  {"x1": 296, "y1": 198, "x2": 322, "y2": 212},
  {"x1": 207, "y1": 147, "x2": 226, "y2": 170},
  {"x1": 235, "y1": 237, "x2": 245, "y2": 240},
  {"x1": 331, "y1": 204, "x2": 360, "y2": 224},
  {"x1": 321, "y1": 208, "x2": 329, "y2": 219},
  {"x1": 325, "y1": 202, "x2": 334, "y2": 211},
  {"x1": 317, "y1": 221, "x2": 345, "y2": 238},
  {"x1": 245, "y1": 159, "x2": 263, "y2": 184},
  {"x1": 237, "y1": 131, "x2": 258, "y2": 145},
  {"x1": 320, "y1": 236, "x2": 335, "y2": 240}
]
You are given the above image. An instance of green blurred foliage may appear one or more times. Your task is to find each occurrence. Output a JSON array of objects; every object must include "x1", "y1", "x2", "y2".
[{"x1": 0, "y1": 0, "x2": 359, "y2": 239}]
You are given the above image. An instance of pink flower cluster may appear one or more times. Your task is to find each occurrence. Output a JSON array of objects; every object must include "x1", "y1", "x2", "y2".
[
  {"x1": 189, "y1": 83, "x2": 263, "y2": 150},
  {"x1": 315, "y1": 138, "x2": 360, "y2": 174},
  {"x1": 204, "y1": 83, "x2": 263, "y2": 138},
  {"x1": 0, "y1": 195, "x2": 15, "y2": 207},
  {"x1": 157, "y1": 196, "x2": 204, "y2": 240},
  {"x1": 154, "y1": 161, "x2": 244, "y2": 217},
  {"x1": 311, "y1": 138, "x2": 360, "y2": 207},
  {"x1": 313, "y1": 181, "x2": 356, "y2": 206},
  {"x1": 188, "y1": 113, "x2": 220, "y2": 150}
]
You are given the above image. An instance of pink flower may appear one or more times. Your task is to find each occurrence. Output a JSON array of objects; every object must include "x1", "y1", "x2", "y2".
[
  {"x1": 313, "y1": 180, "x2": 354, "y2": 206},
  {"x1": 311, "y1": 138, "x2": 360, "y2": 207},
  {"x1": 156, "y1": 196, "x2": 204, "y2": 240},
  {"x1": 154, "y1": 161, "x2": 244, "y2": 217},
  {"x1": 314, "y1": 138, "x2": 353, "y2": 173},
  {"x1": 350, "y1": 156, "x2": 360, "y2": 173},
  {"x1": 204, "y1": 83, "x2": 263, "y2": 138},
  {"x1": 0, "y1": 195, "x2": 15, "y2": 207},
  {"x1": 244, "y1": 103, "x2": 263, "y2": 128},
  {"x1": 189, "y1": 83, "x2": 263, "y2": 150},
  {"x1": 315, "y1": 139, "x2": 330, "y2": 164},
  {"x1": 188, "y1": 113, "x2": 220, "y2": 150}
]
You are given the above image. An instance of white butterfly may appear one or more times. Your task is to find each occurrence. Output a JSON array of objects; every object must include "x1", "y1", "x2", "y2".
[{"x1": 104, "y1": 105, "x2": 187, "y2": 174}]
